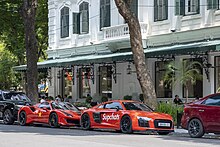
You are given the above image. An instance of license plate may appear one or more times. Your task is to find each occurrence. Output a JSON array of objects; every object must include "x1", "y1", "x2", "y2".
[{"x1": 158, "y1": 122, "x2": 170, "y2": 127}]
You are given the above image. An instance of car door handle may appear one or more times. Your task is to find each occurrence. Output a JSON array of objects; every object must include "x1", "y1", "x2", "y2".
[{"x1": 198, "y1": 109, "x2": 204, "y2": 112}]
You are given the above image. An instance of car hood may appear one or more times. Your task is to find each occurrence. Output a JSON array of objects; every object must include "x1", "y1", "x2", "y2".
[
  {"x1": 61, "y1": 110, "x2": 81, "y2": 116},
  {"x1": 134, "y1": 111, "x2": 173, "y2": 120}
]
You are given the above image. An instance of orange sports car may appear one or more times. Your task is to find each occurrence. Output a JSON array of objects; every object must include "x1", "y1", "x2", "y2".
[{"x1": 80, "y1": 100, "x2": 174, "y2": 134}]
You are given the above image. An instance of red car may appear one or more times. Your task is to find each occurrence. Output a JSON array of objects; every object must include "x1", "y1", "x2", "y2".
[
  {"x1": 80, "y1": 100, "x2": 174, "y2": 134},
  {"x1": 181, "y1": 93, "x2": 220, "y2": 138},
  {"x1": 18, "y1": 101, "x2": 81, "y2": 127}
]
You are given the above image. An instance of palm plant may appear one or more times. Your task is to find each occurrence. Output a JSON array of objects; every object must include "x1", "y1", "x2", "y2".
[{"x1": 163, "y1": 59, "x2": 203, "y2": 102}]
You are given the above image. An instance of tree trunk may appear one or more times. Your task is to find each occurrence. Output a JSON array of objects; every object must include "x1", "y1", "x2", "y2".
[
  {"x1": 185, "y1": 86, "x2": 188, "y2": 103},
  {"x1": 21, "y1": 0, "x2": 38, "y2": 103},
  {"x1": 114, "y1": 0, "x2": 157, "y2": 108}
]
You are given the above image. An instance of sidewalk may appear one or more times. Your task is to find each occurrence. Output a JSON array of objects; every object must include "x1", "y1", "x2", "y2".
[{"x1": 174, "y1": 126, "x2": 188, "y2": 134}]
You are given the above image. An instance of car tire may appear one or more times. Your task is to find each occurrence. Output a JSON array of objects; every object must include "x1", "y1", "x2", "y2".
[
  {"x1": 3, "y1": 109, "x2": 14, "y2": 125},
  {"x1": 158, "y1": 132, "x2": 170, "y2": 135},
  {"x1": 80, "y1": 113, "x2": 92, "y2": 130},
  {"x1": 120, "y1": 115, "x2": 133, "y2": 134},
  {"x1": 49, "y1": 112, "x2": 60, "y2": 128},
  {"x1": 19, "y1": 111, "x2": 27, "y2": 126},
  {"x1": 188, "y1": 118, "x2": 204, "y2": 138}
]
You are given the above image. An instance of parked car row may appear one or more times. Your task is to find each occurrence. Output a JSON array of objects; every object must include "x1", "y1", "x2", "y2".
[
  {"x1": 2, "y1": 90, "x2": 220, "y2": 137},
  {"x1": 0, "y1": 90, "x2": 174, "y2": 135}
]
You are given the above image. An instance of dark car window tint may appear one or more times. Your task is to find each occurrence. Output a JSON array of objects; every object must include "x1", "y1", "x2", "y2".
[
  {"x1": 105, "y1": 102, "x2": 123, "y2": 110},
  {"x1": 51, "y1": 102, "x2": 66, "y2": 110},
  {"x1": 123, "y1": 102, "x2": 153, "y2": 112},
  {"x1": 38, "y1": 102, "x2": 51, "y2": 110},
  {"x1": 3, "y1": 92, "x2": 31, "y2": 102},
  {"x1": 203, "y1": 96, "x2": 220, "y2": 106}
]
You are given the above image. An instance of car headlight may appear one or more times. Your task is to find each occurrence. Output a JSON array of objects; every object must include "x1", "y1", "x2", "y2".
[{"x1": 137, "y1": 116, "x2": 152, "y2": 121}]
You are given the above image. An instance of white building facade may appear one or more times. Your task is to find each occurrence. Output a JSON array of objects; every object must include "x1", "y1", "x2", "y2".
[{"x1": 45, "y1": 0, "x2": 220, "y2": 102}]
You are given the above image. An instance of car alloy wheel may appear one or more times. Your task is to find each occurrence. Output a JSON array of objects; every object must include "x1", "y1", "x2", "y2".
[
  {"x1": 81, "y1": 113, "x2": 91, "y2": 130},
  {"x1": 19, "y1": 111, "x2": 27, "y2": 126},
  {"x1": 120, "y1": 115, "x2": 132, "y2": 134},
  {"x1": 49, "y1": 113, "x2": 59, "y2": 128},
  {"x1": 3, "y1": 109, "x2": 14, "y2": 125},
  {"x1": 188, "y1": 118, "x2": 204, "y2": 138}
]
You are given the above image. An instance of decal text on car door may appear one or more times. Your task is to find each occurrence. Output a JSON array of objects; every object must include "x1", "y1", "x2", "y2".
[{"x1": 102, "y1": 113, "x2": 119, "y2": 121}]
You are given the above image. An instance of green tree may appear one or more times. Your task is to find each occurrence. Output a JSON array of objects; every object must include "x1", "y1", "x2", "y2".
[
  {"x1": 0, "y1": 0, "x2": 48, "y2": 102},
  {"x1": 114, "y1": 0, "x2": 157, "y2": 108},
  {"x1": 164, "y1": 60, "x2": 203, "y2": 102},
  {"x1": 0, "y1": 43, "x2": 18, "y2": 90}
]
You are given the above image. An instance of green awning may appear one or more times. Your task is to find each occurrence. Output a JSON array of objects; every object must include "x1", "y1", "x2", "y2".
[{"x1": 13, "y1": 40, "x2": 220, "y2": 71}]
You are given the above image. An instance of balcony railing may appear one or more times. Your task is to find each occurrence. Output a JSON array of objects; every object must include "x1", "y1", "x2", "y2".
[{"x1": 102, "y1": 23, "x2": 148, "y2": 41}]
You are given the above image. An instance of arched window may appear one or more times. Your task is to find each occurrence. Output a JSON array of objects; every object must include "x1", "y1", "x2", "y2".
[
  {"x1": 79, "y1": 2, "x2": 89, "y2": 33},
  {"x1": 60, "y1": 6, "x2": 69, "y2": 38},
  {"x1": 100, "y1": 0, "x2": 110, "y2": 29}
]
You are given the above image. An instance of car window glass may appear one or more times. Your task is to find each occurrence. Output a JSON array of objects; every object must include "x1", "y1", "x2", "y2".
[
  {"x1": 203, "y1": 95, "x2": 220, "y2": 106},
  {"x1": 98, "y1": 104, "x2": 104, "y2": 109},
  {"x1": 51, "y1": 102, "x2": 65, "y2": 110},
  {"x1": 105, "y1": 102, "x2": 123, "y2": 110},
  {"x1": 123, "y1": 102, "x2": 153, "y2": 112},
  {"x1": 3, "y1": 92, "x2": 31, "y2": 102},
  {"x1": 38, "y1": 102, "x2": 51, "y2": 110}
]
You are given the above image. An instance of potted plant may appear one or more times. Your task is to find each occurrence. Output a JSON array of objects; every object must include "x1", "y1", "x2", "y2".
[
  {"x1": 123, "y1": 95, "x2": 132, "y2": 100},
  {"x1": 163, "y1": 59, "x2": 202, "y2": 103}
]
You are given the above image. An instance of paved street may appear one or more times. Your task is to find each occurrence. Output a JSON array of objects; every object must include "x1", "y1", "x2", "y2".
[{"x1": 0, "y1": 123, "x2": 219, "y2": 147}]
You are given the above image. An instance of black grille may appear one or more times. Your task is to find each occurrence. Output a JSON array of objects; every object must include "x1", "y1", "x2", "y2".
[
  {"x1": 66, "y1": 119, "x2": 80, "y2": 125},
  {"x1": 138, "y1": 118, "x2": 149, "y2": 127},
  {"x1": 154, "y1": 119, "x2": 172, "y2": 129}
]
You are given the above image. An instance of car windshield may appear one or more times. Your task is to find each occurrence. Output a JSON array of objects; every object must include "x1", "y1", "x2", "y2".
[
  {"x1": 59, "y1": 102, "x2": 80, "y2": 112},
  {"x1": 123, "y1": 102, "x2": 153, "y2": 112},
  {"x1": 3, "y1": 92, "x2": 31, "y2": 102},
  {"x1": 51, "y1": 102, "x2": 67, "y2": 110}
]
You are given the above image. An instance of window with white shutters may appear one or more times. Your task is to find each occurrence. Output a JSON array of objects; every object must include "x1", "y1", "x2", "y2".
[
  {"x1": 185, "y1": 0, "x2": 200, "y2": 15},
  {"x1": 154, "y1": 0, "x2": 168, "y2": 22},
  {"x1": 207, "y1": 0, "x2": 219, "y2": 10},
  {"x1": 79, "y1": 2, "x2": 89, "y2": 33},
  {"x1": 61, "y1": 7, "x2": 69, "y2": 38},
  {"x1": 100, "y1": 0, "x2": 110, "y2": 29}
]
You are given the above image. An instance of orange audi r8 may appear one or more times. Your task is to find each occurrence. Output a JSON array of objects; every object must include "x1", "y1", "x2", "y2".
[
  {"x1": 80, "y1": 100, "x2": 174, "y2": 134},
  {"x1": 18, "y1": 101, "x2": 81, "y2": 127}
]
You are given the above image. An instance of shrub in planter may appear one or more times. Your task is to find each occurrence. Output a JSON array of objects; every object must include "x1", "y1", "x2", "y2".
[
  {"x1": 155, "y1": 102, "x2": 184, "y2": 125},
  {"x1": 101, "y1": 96, "x2": 108, "y2": 102},
  {"x1": 123, "y1": 95, "x2": 132, "y2": 100}
]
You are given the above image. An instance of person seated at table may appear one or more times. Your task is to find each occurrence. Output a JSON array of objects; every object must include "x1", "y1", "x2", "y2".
[{"x1": 173, "y1": 95, "x2": 183, "y2": 105}]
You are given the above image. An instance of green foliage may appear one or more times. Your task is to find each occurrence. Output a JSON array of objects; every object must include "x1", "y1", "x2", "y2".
[
  {"x1": 74, "y1": 102, "x2": 91, "y2": 108},
  {"x1": 101, "y1": 96, "x2": 108, "y2": 102},
  {"x1": 164, "y1": 60, "x2": 203, "y2": 88},
  {"x1": 123, "y1": 95, "x2": 132, "y2": 100},
  {"x1": 0, "y1": 44, "x2": 18, "y2": 89},
  {"x1": 163, "y1": 60, "x2": 203, "y2": 101},
  {"x1": 85, "y1": 96, "x2": 93, "y2": 103},
  {"x1": 155, "y1": 102, "x2": 184, "y2": 125}
]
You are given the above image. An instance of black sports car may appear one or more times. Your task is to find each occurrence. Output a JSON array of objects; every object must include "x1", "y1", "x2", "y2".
[{"x1": 0, "y1": 90, "x2": 31, "y2": 124}]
